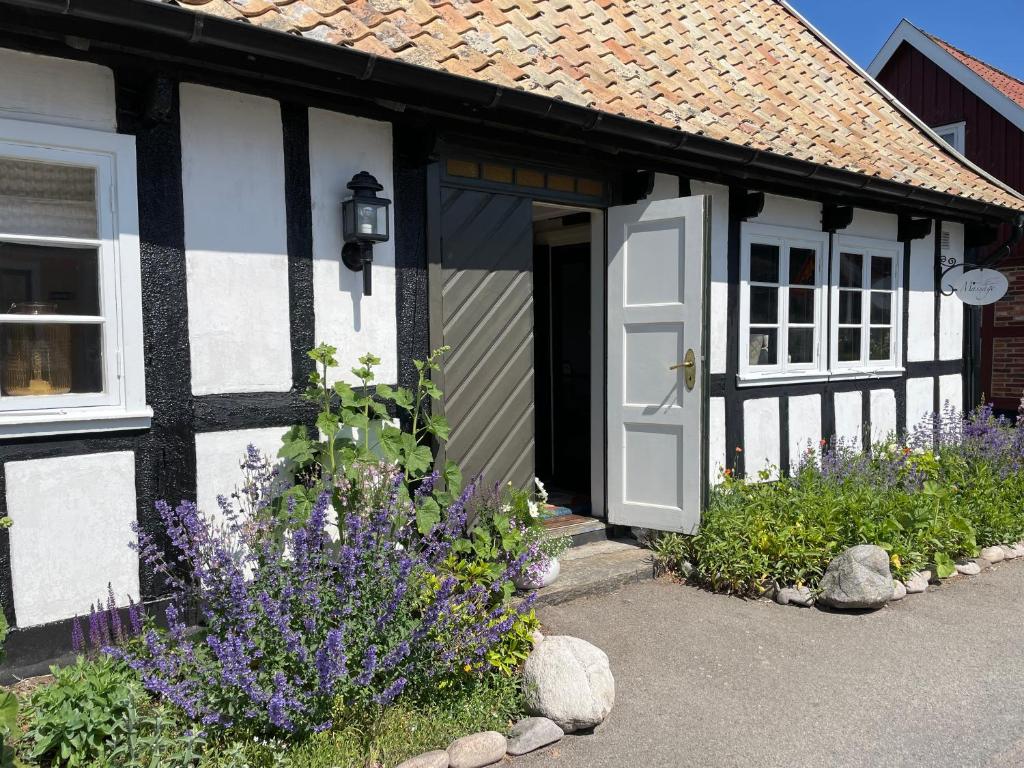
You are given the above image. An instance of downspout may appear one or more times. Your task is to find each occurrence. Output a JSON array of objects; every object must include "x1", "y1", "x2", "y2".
[{"x1": 981, "y1": 214, "x2": 1024, "y2": 267}]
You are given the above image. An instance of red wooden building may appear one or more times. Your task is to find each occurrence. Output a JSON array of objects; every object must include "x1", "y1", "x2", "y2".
[{"x1": 871, "y1": 20, "x2": 1024, "y2": 413}]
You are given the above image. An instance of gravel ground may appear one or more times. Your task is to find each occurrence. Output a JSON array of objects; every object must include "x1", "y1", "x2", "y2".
[{"x1": 517, "y1": 564, "x2": 1024, "y2": 768}]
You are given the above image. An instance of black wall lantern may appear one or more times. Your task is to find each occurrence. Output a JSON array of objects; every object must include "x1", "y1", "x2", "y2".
[{"x1": 341, "y1": 171, "x2": 391, "y2": 296}]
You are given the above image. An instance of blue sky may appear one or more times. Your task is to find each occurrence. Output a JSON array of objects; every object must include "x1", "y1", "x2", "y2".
[{"x1": 787, "y1": 0, "x2": 1024, "y2": 78}]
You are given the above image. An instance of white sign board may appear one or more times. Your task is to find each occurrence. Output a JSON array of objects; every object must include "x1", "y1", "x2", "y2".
[{"x1": 954, "y1": 268, "x2": 1008, "y2": 306}]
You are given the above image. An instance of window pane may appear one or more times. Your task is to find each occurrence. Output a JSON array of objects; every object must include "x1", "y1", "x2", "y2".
[
  {"x1": 789, "y1": 288, "x2": 814, "y2": 324},
  {"x1": 0, "y1": 158, "x2": 97, "y2": 239},
  {"x1": 870, "y1": 292, "x2": 891, "y2": 325},
  {"x1": 749, "y1": 286, "x2": 778, "y2": 324},
  {"x1": 838, "y1": 328, "x2": 861, "y2": 362},
  {"x1": 870, "y1": 328, "x2": 891, "y2": 361},
  {"x1": 748, "y1": 327, "x2": 777, "y2": 366},
  {"x1": 789, "y1": 247, "x2": 816, "y2": 286},
  {"x1": 838, "y1": 290, "x2": 861, "y2": 325},
  {"x1": 871, "y1": 256, "x2": 892, "y2": 289},
  {"x1": 1, "y1": 321, "x2": 102, "y2": 396},
  {"x1": 0, "y1": 243, "x2": 100, "y2": 315},
  {"x1": 839, "y1": 253, "x2": 863, "y2": 288},
  {"x1": 788, "y1": 327, "x2": 814, "y2": 364},
  {"x1": 750, "y1": 243, "x2": 780, "y2": 283}
]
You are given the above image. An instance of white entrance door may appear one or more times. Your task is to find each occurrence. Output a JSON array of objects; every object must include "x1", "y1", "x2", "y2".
[{"x1": 607, "y1": 196, "x2": 707, "y2": 532}]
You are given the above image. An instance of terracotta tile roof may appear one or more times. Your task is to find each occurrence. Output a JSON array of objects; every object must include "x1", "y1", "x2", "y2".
[
  {"x1": 175, "y1": 0, "x2": 1023, "y2": 211},
  {"x1": 929, "y1": 33, "x2": 1024, "y2": 112}
]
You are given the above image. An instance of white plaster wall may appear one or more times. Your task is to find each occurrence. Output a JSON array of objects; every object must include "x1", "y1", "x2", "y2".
[
  {"x1": 834, "y1": 390, "x2": 863, "y2": 450},
  {"x1": 647, "y1": 172, "x2": 680, "y2": 201},
  {"x1": 869, "y1": 388, "x2": 897, "y2": 445},
  {"x1": 939, "y1": 222, "x2": 965, "y2": 361},
  {"x1": 180, "y1": 84, "x2": 292, "y2": 395},
  {"x1": 788, "y1": 394, "x2": 821, "y2": 470},
  {"x1": 692, "y1": 181, "x2": 730, "y2": 375},
  {"x1": 743, "y1": 397, "x2": 780, "y2": 479},
  {"x1": 308, "y1": 108, "x2": 397, "y2": 385},
  {"x1": 6, "y1": 452, "x2": 139, "y2": 627},
  {"x1": 844, "y1": 208, "x2": 899, "y2": 241},
  {"x1": 0, "y1": 48, "x2": 116, "y2": 131},
  {"x1": 907, "y1": 229, "x2": 936, "y2": 362},
  {"x1": 906, "y1": 376, "x2": 935, "y2": 432},
  {"x1": 940, "y1": 373, "x2": 964, "y2": 414},
  {"x1": 709, "y1": 396, "x2": 727, "y2": 483},
  {"x1": 194, "y1": 427, "x2": 291, "y2": 519},
  {"x1": 750, "y1": 193, "x2": 821, "y2": 229}
]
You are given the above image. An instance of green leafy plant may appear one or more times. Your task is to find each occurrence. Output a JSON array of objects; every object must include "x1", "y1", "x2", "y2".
[
  {"x1": 26, "y1": 655, "x2": 144, "y2": 767},
  {"x1": 0, "y1": 615, "x2": 19, "y2": 768}
]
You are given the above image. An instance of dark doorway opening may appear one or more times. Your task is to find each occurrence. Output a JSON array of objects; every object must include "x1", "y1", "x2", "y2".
[{"x1": 533, "y1": 207, "x2": 592, "y2": 515}]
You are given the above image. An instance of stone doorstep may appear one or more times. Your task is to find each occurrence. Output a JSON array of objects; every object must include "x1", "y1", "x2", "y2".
[
  {"x1": 531, "y1": 539, "x2": 654, "y2": 607},
  {"x1": 542, "y1": 514, "x2": 625, "y2": 546}
]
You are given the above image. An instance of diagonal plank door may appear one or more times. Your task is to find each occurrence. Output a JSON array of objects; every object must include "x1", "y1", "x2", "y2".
[{"x1": 438, "y1": 187, "x2": 535, "y2": 488}]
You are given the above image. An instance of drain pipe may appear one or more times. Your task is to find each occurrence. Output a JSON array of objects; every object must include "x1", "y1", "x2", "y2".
[{"x1": 982, "y1": 214, "x2": 1024, "y2": 266}]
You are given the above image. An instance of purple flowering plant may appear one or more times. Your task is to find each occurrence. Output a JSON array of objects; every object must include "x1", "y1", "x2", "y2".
[{"x1": 117, "y1": 456, "x2": 535, "y2": 737}]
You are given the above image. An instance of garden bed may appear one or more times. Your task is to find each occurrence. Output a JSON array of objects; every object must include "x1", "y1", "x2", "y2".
[{"x1": 654, "y1": 404, "x2": 1024, "y2": 600}]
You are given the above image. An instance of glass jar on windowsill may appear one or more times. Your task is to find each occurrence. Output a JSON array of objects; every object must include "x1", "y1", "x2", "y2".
[{"x1": 2, "y1": 303, "x2": 72, "y2": 397}]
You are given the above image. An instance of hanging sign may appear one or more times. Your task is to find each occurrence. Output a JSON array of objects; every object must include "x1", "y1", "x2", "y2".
[{"x1": 953, "y1": 268, "x2": 1008, "y2": 306}]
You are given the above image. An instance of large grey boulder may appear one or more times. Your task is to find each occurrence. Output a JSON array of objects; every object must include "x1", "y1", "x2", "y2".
[
  {"x1": 817, "y1": 545, "x2": 893, "y2": 611},
  {"x1": 447, "y1": 731, "x2": 506, "y2": 768},
  {"x1": 506, "y1": 717, "x2": 564, "y2": 755},
  {"x1": 523, "y1": 635, "x2": 615, "y2": 733}
]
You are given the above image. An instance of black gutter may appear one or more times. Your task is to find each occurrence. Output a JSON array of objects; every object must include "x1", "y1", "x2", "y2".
[{"x1": 4, "y1": 0, "x2": 1022, "y2": 223}]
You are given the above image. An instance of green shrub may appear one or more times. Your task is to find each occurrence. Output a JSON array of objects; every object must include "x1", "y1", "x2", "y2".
[
  {"x1": 660, "y1": 405, "x2": 1024, "y2": 595},
  {"x1": 26, "y1": 656, "x2": 145, "y2": 766}
]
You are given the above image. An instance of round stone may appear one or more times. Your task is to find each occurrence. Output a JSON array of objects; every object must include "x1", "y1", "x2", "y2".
[{"x1": 524, "y1": 636, "x2": 615, "y2": 733}]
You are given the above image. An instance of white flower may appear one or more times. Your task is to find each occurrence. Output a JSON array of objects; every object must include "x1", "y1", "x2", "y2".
[
  {"x1": 534, "y1": 477, "x2": 548, "y2": 503},
  {"x1": 394, "y1": 542, "x2": 404, "y2": 551},
  {"x1": 528, "y1": 500, "x2": 539, "y2": 518}
]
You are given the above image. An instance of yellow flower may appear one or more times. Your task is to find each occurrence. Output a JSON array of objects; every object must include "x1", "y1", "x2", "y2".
[
  {"x1": 463, "y1": 664, "x2": 472, "y2": 673},
  {"x1": 890, "y1": 554, "x2": 901, "y2": 568}
]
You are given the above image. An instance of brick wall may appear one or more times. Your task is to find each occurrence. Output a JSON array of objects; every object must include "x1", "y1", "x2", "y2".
[{"x1": 990, "y1": 262, "x2": 1024, "y2": 405}]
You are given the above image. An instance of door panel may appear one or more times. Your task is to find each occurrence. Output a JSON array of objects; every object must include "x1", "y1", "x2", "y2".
[
  {"x1": 438, "y1": 187, "x2": 535, "y2": 488},
  {"x1": 607, "y1": 196, "x2": 707, "y2": 532}
]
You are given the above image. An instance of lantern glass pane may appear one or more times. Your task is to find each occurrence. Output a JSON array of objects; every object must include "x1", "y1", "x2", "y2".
[{"x1": 342, "y1": 199, "x2": 356, "y2": 242}]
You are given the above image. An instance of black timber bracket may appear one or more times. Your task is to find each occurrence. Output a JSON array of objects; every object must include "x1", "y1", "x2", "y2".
[
  {"x1": 898, "y1": 215, "x2": 933, "y2": 242},
  {"x1": 822, "y1": 203, "x2": 854, "y2": 233},
  {"x1": 623, "y1": 170, "x2": 656, "y2": 204},
  {"x1": 737, "y1": 190, "x2": 765, "y2": 221}
]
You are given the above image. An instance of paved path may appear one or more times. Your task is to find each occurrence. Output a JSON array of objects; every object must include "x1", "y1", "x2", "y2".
[{"x1": 519, "y1": 563, "x2": 1024, "y2": 768}]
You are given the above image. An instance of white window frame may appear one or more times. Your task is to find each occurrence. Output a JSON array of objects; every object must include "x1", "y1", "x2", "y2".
[
  {"x1": 0, "y1": 117, "x2": 149, "y2": 438},
  {"x1": 830, "y1": 234, "x2": 904, "y2": 377},
  {"x1": 934, "y1": 121, "x2": 966, "y2": 153},
  {"x1": 739, "y1": 222, "x2": 829, "y2": 383}
]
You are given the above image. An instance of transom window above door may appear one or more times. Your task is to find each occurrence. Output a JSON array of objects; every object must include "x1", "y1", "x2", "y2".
[
  {"x1": 0, "y1": 117, "x2": 148, "y2": 438},
  {"x1": 739, "y1": 223, "x2": 903, "y2": 384}
]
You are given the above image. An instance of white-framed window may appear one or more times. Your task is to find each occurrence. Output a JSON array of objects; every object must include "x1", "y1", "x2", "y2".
[
  {"x1": 831, "y1": 235, "x2": 902, "y2": 374},
  {"x1": 739, "y1": 225, "x2": 903, "y2": 385},
  {"x1": 739, "y1": 223, "x2": 828, "y2": 382},
  {"x1": 0, "y1": 117, "x2": 149, "y2": 438},
  {"x1": 933, "y1": 121, "x2": 966, "y2": 153}
]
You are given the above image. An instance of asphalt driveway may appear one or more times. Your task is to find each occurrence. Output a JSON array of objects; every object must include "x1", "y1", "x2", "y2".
[{"x1": 519, "y1": 564, "x2": 1024, "y2": 768}]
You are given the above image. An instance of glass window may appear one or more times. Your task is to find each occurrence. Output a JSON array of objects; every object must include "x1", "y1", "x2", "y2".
[
  {"x1": 832, "y1": 238, "x2": 900, "y2": 369},
  {"x1": 742, "y1": 230, "x2": 824, "y2": 376}
]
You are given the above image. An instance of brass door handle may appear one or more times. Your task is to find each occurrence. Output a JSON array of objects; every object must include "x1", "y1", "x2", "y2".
[{"x1": 670, "y1": 349, "x2": 698, "y2": 391}]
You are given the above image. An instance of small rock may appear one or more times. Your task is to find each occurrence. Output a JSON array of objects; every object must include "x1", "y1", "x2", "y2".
[
  {"x1": 1001, "y1": 545, "x2": 1018, "y2": 560},
  {"x1": 775, "y1": 586, "x2": 814, "y2": 607},
  {"x1": 530, "y1": 629, "x2": 545, "y2": 646},
  {"x1": 1012, "y1": 543, "x2": 1024, "y2": 559},
  {"x1": 524, "y1": 636, "x2": 615, "y2": 733},
  {"x1": 506, "y1": 717, "x2": 563, "y2": 756},
  {"x1": 678, "y1": 559, "x2": 696, "y2": 578},
  {"x1": 447, "y1": 731, "x2": 507, "y2": 768},
  {"x1": 904, "y1": 572, "x2": 929, "y2": 593},
  {"x1": 955, "y1": 559, "x2": 981, "y2": 576},
  {"x1": 891, "y1": 580, "x2": 907, "y2": 601},
  {"x1": 396, "y1": 751, "x2": 449, "y2": 768},
  {"x1": 980, "y1": 546, "x2": 1005, "y2": 564},
  {"x1": 817, "y1": 544, "x2": 893, "y2": 610}
]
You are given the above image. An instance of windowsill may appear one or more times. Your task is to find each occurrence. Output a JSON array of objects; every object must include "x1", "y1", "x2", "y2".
[
  {"x1": 0, "y1": 406, "x2": 153, "y2": 439},
  {"x1": 737, "y1": 368, "x2": 905, "y2": 388}
]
